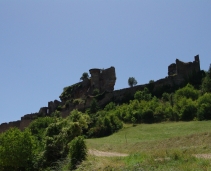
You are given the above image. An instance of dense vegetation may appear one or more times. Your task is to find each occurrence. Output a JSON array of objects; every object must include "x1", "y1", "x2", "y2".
[{"x1": 0, "y1": 66, "x2": 211, "y2": 170}]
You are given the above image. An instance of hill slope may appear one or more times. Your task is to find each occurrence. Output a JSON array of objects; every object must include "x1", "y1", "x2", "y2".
[{"x1": 80, "y1": 121, "x2": 211, "y2": 170}]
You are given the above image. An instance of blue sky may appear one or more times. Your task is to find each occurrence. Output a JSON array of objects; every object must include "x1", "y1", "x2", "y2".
[{"x1": 0, "y1": 1, "x2": 211, "y2": 124}]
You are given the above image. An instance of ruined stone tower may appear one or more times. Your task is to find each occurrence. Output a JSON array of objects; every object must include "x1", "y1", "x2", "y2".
[
  {"x1": 89, "y1": 66, "x2": 116, "y2": 92},
  {"x1": 89, "y1": 68, "x2": 101, "y2": 90},
  {"x1": 168, "y1": 55, "x2": 200, "y2": 77}
]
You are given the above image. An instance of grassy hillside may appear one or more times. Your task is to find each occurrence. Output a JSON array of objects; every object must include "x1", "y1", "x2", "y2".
[
  {"x1": 79, "y1": 121, "x2": 211, "y2": 170},
  {"x1": 1, "y1": 68, "x2": 211, "y2": 170}
]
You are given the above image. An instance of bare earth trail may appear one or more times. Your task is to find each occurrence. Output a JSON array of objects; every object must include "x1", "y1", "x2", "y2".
[
  {"x1": 194, "y1": 154, "x2": 211, "y2": 159},
  {"x1": 88, "y1": 149, "x2": 128, "y2": 157},
  {"x1": 89, "y1": 149, "x2": 211, "y2": 160}
]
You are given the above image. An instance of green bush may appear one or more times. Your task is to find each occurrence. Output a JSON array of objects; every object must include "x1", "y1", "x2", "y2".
[
  {"x1": 134, "y1": 87, "x2": 152, "y2": 101},
  {"x1": 197, "y1": 93, "x2": 211, "y2": 120},
  {"x1": 93, "y1": 88, "x2": 100, "y2": 96},
  {"x1": 29, "y1": 117, "x2": 55, "y2": 140},
  {"x1": 174, "y1": 97, "x2": 197, "y2": 121},
  {"x1": 65, "y1": 99, "x2": 72, "y2": 108},
  {"x1": 180, "y1": 99, "x2": 197, "y2": 121},
  {"x1": 43, "y1": 121, "x2": 82, "y2": 167},
  {"x1": 73, "y1": 98, "x2": 85, "y2": 105},
  {"x1": 162, "y1": 92, "x2": 170, "y2": 102},
  {"x1": 104, "y1": 102, "x2": 116, "y2": 111},
  {"x1": 141, "y1": 108, "x2": 154, "y2": 123},
  {"x1": 88, "y1": 113, "x2": 123, "y2": 137},
  {"x1": 51, "y1": 110, "x2": 61, "y2": 118},
  {"x1": 68, "y1": 136, "x2": 87, "y2": 170},
  {"x1": 0, "y1": 128, "x2": 35, "y2": 171},
  {"x1": 175, "y1": 84, "x2": 199, "y2": 100},
  {"x1": 88, "y1": 98, "x2": 99, "y2": 114},
  {"x1": 68, "y1": 110, "x2": 90, "y2": 130}
]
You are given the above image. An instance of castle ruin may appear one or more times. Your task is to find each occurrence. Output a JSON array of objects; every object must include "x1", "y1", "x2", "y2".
[
  {"x1": 89, "y1": 67, "x2": 116, "y2": 93},
  {"x1": 0, "y1": 55, "x2": 202, "y2": 133},
  {"x1": 168, "y1": 55, "x2": 200, "y2": 78}
]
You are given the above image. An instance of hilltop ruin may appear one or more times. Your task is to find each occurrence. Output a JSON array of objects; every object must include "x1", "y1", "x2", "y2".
[{"x1": 0, "y1": 55, "x2": 202, "y2": 133}]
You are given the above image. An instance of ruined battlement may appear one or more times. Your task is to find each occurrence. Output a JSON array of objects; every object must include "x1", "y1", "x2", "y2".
[
  {"x1": 0, "y1": 55, "x2": 202, "y2": 134},
  {"x1": 168, "y1": 55, "x2": 200, "y2": 78},
  {"x1": 89, "y1": 66, "x2": 116, "y2": 92},
  {"x1": 0, "y1": 100, "x2": 62, "y2": 133}
]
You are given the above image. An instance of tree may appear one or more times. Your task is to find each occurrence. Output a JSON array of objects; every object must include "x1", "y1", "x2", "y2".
[
  {"x1": 197, "y1": 93, "x2": 211, "y2": 120},
  {"x1": 28, "y1": 116, "x2": 55, "y2": 140},
  {"x1": 0, "y1": 128, "x2": 35, "y2": 170},
  {"x1": 128, "y1": 77, "x2": 137, "y2": 87},
  {"x1": 43, "y1": 121, "x2": 82, "y2": 166},
  {"x1": 80, "y1": 72, "x2": 89, "y2": 81},
  {"x1": 201, "y1": 64, "x2": 211, "y2": 93},
  {"x1": 201, "y1": 76, "x2": 211, "y2": 93}
]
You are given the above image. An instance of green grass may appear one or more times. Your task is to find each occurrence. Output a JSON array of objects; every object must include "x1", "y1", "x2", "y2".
[
  {"x1": 79, "y1": 121, "x2": 211, "y2": 170},
  {"x1": 86, "y1": 121, "x2": 211, "y2": 153}
]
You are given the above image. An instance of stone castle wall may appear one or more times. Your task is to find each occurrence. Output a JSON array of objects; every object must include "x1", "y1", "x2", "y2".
[
  {"x1": 0, "y1": 100, "x2": 61, "y2": 133},
  {"x1": 0, "y1": 55, "x2": 201, "y2": 134},
  {"x1": 100, "y1": 67, "x2": 116, "y2": 92},
  {"x1": 0, "y1": 114, "x2": 37, "y2": 133},
  {"x1": 168, "y1": 55, "x2": 200, "y2": 78},
  {"x1": 89, "y1": 66, "x2": 116, "y2": 93}
]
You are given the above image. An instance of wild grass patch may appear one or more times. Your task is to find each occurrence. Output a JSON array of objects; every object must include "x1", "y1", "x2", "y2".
[{"x1": 84, "y1": 121, "x2": 211, "y2": 170}]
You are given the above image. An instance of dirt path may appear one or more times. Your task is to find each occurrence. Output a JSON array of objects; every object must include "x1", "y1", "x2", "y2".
[
  {"x1": 88, "y1": 149, "x2": 128, "y2": 157},
  {"x1": 89, "y1": 150, "x2": 211, "y2": 159},
  {"x1": 194, "y1": 154, "x2": 211, "y2": 159}
]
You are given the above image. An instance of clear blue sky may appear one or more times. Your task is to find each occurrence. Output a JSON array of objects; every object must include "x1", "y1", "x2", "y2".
[{"x1": 0, "y1": 1, "x2": 211, "y2": 124}]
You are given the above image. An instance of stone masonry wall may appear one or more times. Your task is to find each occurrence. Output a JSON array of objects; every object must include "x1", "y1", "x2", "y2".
[
  {"x1": 168, "y1": 55, "x2": 200, "y2": 78},
  {"x1": 0, "y1": 56, "x2": 201, "y2": 133},
  {"x1": 89, "y1": 66, "x2": 116, "y2": 93},
  {"x1": 0, "y1": 100, "x2": 62, "y2": 133},
  {"x1": 100, "y1": 67, "x2": 116, "y2": 92}
]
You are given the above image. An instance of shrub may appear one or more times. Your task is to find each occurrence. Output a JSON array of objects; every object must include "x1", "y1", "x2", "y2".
[
  {"x1": 180, "y1": 99, "x2": 197, "y2": 121},
  {"x1": 141, "y1": 108, "x2": 154, "y2": 123},
  {"x1": 0, "y1": 128, "x2": 35, "y2": 170},
  {"x1": 93, "y1": 88, "x2": 100, "y2": 96},
  {"x1": 57, "y1": 105, "x2": 62, "y2": 111},
  {"x1": 43, "y1": 121, "x2": 82, "y2": 167},
  {"x1": 68, "y1": 136, "x2": 87, "y2": 170},
  {"x1": 65, "y1": 99, "x2": 72, "y2": 108},
  {"x1": 28, "y1": 117, "x2": 55, "y2": 140},
  {"x1": 68, "y1": 110, "x2": 90, "y2": 130},
  {"x1": 104, "y1": 102, "x2": 116, "y2": 111},
  {"x1": 51, "y1": 110, "x2": 61, "y2": 118},
  {"x1": 134, "y1": 87, "x2": 152, "y2": 101},
  {"x1": 88, "y1": 98, "x2": 99, "y2": 114},
  {"x1": 174, "y1": 98, "x2": 197, "y2": 121},
  {"x1": 197, "y1": 93, "x2": 211, "y2": 120},
  {"x1": 162, "y1": 92, "x2": 170, "y2": 102},
  {"x1": 73, "y1": 98, "x2": 85, "y2": 105},
  {"x1": 88, "y1": 114, "x2": 123, "y2": 137},
  {"x1": 175, "y1": 83, "x2": 199, "y2": 100}
]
